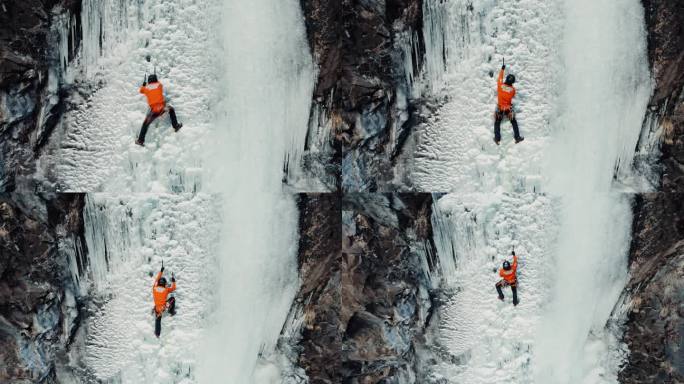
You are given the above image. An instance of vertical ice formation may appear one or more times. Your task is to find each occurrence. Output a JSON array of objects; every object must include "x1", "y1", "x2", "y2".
[
  {"x1": 51, "y1": 0, "x2": 220, "y2": 192},
  {"x1": 54, "y1": 10, "x2": 78, "y2": 82},
  {"x1": 536, "y1": 0, "x2": 651, "y2": 382},
  {"x1": 198, "y1": 0, "x2": 314, "y2": 382},
  {"x1": 300, "y1": 102, "x2": 338, "y2": 190},
  {"x1": 81, "y1": 194, "x2": 220, "y2": 383},
  {"x1": 422, "y1": 0, "x2": 493, "y2": 94},
  {"x1": 544, "y1": 0, "x2": 652, "y2": 194}
]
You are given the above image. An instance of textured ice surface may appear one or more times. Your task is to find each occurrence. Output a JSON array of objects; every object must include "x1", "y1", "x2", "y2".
[
  {"x1": 432, "y1": 193, "x2": 558, "y2": 383},
  {"x1": 414, "y1": 0, "x2": 563, "y2": 193},
  {"x1": 51, "y1": 0, "x2": 314, "y2": 382},
  {"x1": 46, "y1": 0, "x2": 221, "y2": 192},
  {"x1": 82, "y1": 193, "x2": 221, "y2": 383},
  {"x1": 421, "y1": 0, "x2": 652, "y2": 382}
]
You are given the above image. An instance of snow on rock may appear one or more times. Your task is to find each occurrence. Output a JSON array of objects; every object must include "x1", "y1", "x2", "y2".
[
  {"x1": 414, "y1": 0, "x2": 563, "y2": 193},
  {"x1": 431, "y1": 192, "x2": 558, "y2": 383},
  {"x1": 82, "y1": 193, "x2": 220, "y2": 383},
  {"x1": 47, "y1": 0, "x2": 221, "y2": 192}
]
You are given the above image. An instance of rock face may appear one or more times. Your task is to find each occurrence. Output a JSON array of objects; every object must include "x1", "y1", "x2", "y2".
[
  {"x1": 641, "y1": 0, "x2": 684, "y2": 194},
  {"x1": 623, "y1": 195, "x2": 684, "y2": 383},
  {"x1": 0, "y1": 0, "x2": 80, "y2": 192},
  {"x1": 300, "y1": 0, "x2": 424, "y2": 191},
  {"x1": 293, "y1": 193, "x2": 342, "y2": 382},
  {"x1": 0, "y1": 1, "x2": 87, "y2": 382},
  {"x1": 292, "y1": 193, "x2": 435, "y2": 383},
  {"x1": 620, "y1": 1, "x2": 684, "y2": 382},
  {"x1": 0, "y1": 193, "x2": 87, "y2": 383}
]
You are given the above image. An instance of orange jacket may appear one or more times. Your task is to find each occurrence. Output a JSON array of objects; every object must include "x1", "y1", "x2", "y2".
[
  {"x1": 497, "y1": 69, "x2": 515, "y2": 110},
  {"x1": 152, "y1": 271, "x2": 176, "y2": 314},
  {"x1": 499, "y1": 255, "x2": 518, "y2": 284},
  {"x1": 140, "y1": 81, "x2": 166, "y2": 114}
]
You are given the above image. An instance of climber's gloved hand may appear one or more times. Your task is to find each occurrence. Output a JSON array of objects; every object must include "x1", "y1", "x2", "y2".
[
  {"x1": 511, "y1": 250, "x2": 515, "y2": 256},
  {"x1": 171, "y1": 273, "x2": 176, "y2": 283},
  {"x1": 161, "y1": 265, "x2": 165, "y2": 273}
]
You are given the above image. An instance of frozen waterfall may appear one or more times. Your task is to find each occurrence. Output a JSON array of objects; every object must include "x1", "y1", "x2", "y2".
[
  {"x1": 198, "y1": 0, "x2": 314, "y2": 382},
  {"x1": 421, "y1": 0, "x2": 652, "y2": 382}
]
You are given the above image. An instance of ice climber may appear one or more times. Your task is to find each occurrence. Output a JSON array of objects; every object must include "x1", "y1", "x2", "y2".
[
  {"x1": 494, "y1": 61, "x2": 524, "y2": 145},
  {"x1": 153, "y1": 264, "x2": 176, "y2": 337},
  {"x1": 136, "y1": 73, "x2": 182, "y2": 146},
  {"x1": 495, "y1": 250, "x2": 519, "y2": 306}
]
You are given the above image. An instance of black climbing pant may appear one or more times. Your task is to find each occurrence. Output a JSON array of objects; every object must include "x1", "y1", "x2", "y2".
[
  {"x1": 496, "y1": 279, "x2": 519, "y2": 306},
  {"x1": 154, "y1": 297, "x2": 176, "y2": 338},
  {"x1": 494, "y1": 107, "x2": 522, "y2": 142},
  {"x1": 138, "y1": 106, "x2": 180, "y2": 144}
]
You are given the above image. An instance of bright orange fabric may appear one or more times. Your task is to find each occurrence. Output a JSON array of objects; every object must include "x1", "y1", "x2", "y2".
[
  {"x1": 139, "y1": 82, "x2": 166, "y2": 114},
  {"x1": 499, "y1": 255, "x2": 518, "y2": 284},
  {"x1": 152, "y1": 271, "x2": 176, "y2": 314},
  {"x1": 497, "y1": 69, "x2": 516, "y2": 110}
]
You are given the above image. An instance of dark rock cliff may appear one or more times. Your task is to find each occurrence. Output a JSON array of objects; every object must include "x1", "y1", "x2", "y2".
[
  {"x1": 0, "y1": 0, "x2": 80, "y2": 192},
  {"x1": 292, "y1": 193, "x2": 342, "y2": 382},
  {"x1": 641, "y1": 0, "x2": 684, "y2": 194},
  {"x1": 623, "y1": 194, "x2": 684, "y2": 383},
  {"x1": 300, "y1": 0, "x2": 424, "y2": 192},
  {"x1": 621, "y1": 0, "x2": 684, "y2": 382},
  {"x1": 0, "y1": 193, "x2": 87, "y2": 383},
  {"x1": 290, "y1": 193, "x2": 436, "y2": 383},
  {"x1": 0, "y1": 1, "x2": 86, "y2": 382},
  {"x1": 340, "y1": 193, "x2": 434, "y2": 382}
]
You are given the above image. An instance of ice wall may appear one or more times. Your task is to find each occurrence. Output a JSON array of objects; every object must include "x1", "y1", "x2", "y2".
[
  {"x1": 81, "y1": 194, "x2": 220, "y2": 383},
  {"x1": 50, "y1": 0, "x2": 220, "y2": 192},
  {"x1": 430, "y1": 193, "x2": 558, "y2": 383},
  {"x1": 415, "y1": 0, "x2": 563, "y2": 193},
  {"x1": 536, "y1": 0, "x2": 652, "y2": 382},
  {"x1": 198, "y1": 0, "x2": 314, "y2": 381}
]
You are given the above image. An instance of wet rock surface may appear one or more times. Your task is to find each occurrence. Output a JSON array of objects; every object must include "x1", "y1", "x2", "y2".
[
  {"x1": 0, "y1": 193, "x2": 87, "y2": 383},
  {"x1": 621, "y1": 1, "x2": 684, "y2": 382},
  {"x1": 291, "y1": 193, "x2": 436, "y2": 383},
  {"x1": 301, "y1": 0, "x2": 424, "y2": 192},
  {"x1": 641, "y1": 0, "x2": 684, "y2": 194}
]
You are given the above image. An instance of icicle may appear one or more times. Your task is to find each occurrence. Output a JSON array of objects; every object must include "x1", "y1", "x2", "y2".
[
  {"x1": 430, "y1": 196, "x2": 459, "y2": 286},
  {"x1": 422, "y1": 0, "x2": 490, "y2": 94}
]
